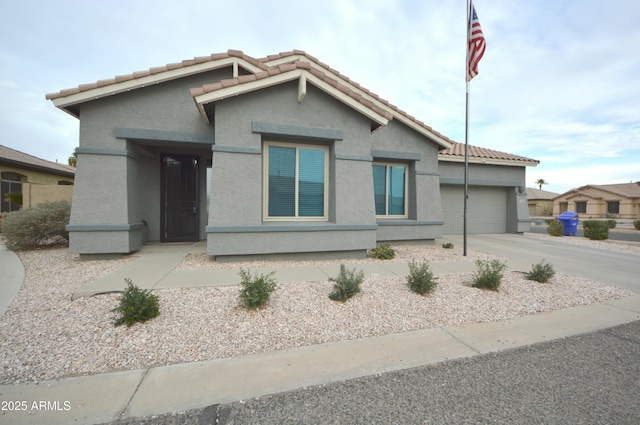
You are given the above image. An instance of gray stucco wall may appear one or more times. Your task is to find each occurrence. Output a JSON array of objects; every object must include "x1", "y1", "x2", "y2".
[
  {"x1": 68, "y1": 71, "x2": 226, "y2": 253},
  {"x1": 206, "y1": 83, "x2": 445, "y2": 258}
]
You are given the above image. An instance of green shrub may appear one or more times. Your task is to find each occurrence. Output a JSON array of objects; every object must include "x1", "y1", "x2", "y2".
[
  {"x1": 472, "y1": 259, "x2": 507, "y2": 292},
  {"x1": 329, "y1": 264, "x2": 364, "y2": 302},
  {"x1": 238, "y1": 269, "x2": 277, "y2": 309},
  {"x1": 526, "y1": 259, "x2": 555, "y2": 283},
  {"x1": 547, "y1": 219, "x2": 564, "y2": 237},
  {"x1": 604, "y1": 219, "x2": 617, "y2": 229},
  {"x1": 0, "y1": 212, "x2": 10, "y2": 233},
  {"x1": 407, "y1": 260, "x2": 438, "y2": 295},
  {"x1": 583, "y1": 220, "x2": 609, "y2": 240},
  {"x1": 369, "y1": 242, "x2": 395, "y2": 260},
  {"x1": 441, "y1": 242, "x2": 454, "y2": 249},
  {"x1": 2, "y1": 200, "x2": 71, "y2": 250},
  {"x1": 634, "y1": 220, "x2": 640, "y2": 230},
  {"x1": 112, "y1": 279, "x2": 160, "y2": 327}
]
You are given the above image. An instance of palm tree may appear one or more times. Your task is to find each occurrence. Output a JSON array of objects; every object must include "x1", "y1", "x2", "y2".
[
  {"x1": 535, "y1": 178, "x2": 548, "y2": 190},
  {"x1": 68, "y1": 151, "x2": 77, "y2": 167}
]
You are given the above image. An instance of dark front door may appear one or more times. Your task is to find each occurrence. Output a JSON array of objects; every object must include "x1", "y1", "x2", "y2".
[{"x1": 161, "y1": 154, "x2": 199, "y2": 242}]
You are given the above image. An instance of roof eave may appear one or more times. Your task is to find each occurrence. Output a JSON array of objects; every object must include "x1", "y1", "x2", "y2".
[
  {"x1": 262, "y1": 53, "x2": 454, "y2": 149},
  {"x1": 0, "y1": 158, "x2": 76, "y2": 178},
  {"x1": 438, "y1": 154, "x2": 539, "y2": 167},
  {"x1": 46, "y1": 57, "x2": 265, "y2": 118}
]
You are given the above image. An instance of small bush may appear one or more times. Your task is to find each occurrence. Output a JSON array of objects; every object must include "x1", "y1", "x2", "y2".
[
  {"x1": 238, "y1": 269, "x2": 277, "y2": 309},
  {"x1": 1, "y1": 200, "x2": 71, "y2": 250},
  {"x1": 112, "y1": 279, "x2": 160, "y2": 327},
  {"x1": 472, "y1": 259, "x2": 507, "y2": 292},
  {"x1": 526, "y1": 259, "x2": 556, "y2": 283},
  {"x1": 407, "y1": 260, "x2": 438, "y2": 295},
  {"x1": 4, "y1": 191, "x2": 22, "y2": 207},
  {"x1": 604, "y1": 219, "x2": 617, "y2": 229},
  {"x1": 634, "y1": 220, "x2": 640, "y2": 230},
  {"x1": 442, "y1": 242, "x2": 454, "y2": 249},
  {"x1": 547, "y1": 219, "x2": 564, "y2": 237},
  {"x1": 583, "y1": 220, "x2": 609, "y2": 240},
  {"x1": 329, "y1": 264, "x2": 364, "y2": 302},
  {"x1": 369, "y1": 243, "x2": 395, "y2": 260}
]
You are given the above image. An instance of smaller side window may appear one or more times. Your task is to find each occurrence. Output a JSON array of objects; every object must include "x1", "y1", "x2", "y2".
[{"x1": 373, "y1": 163, "x2": 407, "y2": 218}]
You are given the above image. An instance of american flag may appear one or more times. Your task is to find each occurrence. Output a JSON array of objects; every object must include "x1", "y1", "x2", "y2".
[{"x1": 467, "y1": 1, "x2": 486, "y2": 82}]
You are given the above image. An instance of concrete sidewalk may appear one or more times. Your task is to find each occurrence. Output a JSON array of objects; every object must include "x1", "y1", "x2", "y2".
[
  {"x1": 0, "y1": 244, "x2": 24, "y2": 318},
  {"x1": 1, "y1": 234, "x2": 639, "y2": 425}
]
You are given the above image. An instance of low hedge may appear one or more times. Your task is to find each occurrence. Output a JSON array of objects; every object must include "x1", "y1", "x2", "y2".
[
  {"x1": 1, "y1": 200, "x2": 71, "y2": 250},
  {"x1": 582, "y1": 220, "x2": 609, "y2": 240}
]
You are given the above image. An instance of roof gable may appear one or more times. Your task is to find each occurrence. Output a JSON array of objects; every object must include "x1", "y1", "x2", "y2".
[
  {"x1": 190, "y1": 61, "x2": 393, "y2": 128},
  {"x1": 258, "y1": 51, "x2": 455, "y2": 149},
  {"x1": 45, "y1": 50, "x2": 267, "y2": 118}
]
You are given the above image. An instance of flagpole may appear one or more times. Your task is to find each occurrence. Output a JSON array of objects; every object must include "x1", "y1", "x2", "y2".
[{"x1": 464, "y1": 0, "x2": 470, "y2": 257}]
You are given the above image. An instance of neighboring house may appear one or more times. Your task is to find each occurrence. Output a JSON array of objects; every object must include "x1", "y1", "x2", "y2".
[
  {"x1": 553, "y1": 182, "x2": 640, "y2": 219},
  {"x1": 526, "y1": 187, "x2": 559, "y2": 217},
  {"x1": 46, "y1": 49, "x2": 538, "y2": 258},
  {"x1": 0, "y1": 145, "x2": 75, "y2": 213}
]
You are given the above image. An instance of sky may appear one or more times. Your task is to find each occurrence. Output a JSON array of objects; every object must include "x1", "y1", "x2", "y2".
[{"x1": 1, "y1": 0, "x2": 638, "y2": 194}]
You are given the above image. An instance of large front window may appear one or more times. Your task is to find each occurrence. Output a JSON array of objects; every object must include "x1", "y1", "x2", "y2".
[
  {"x1": 373, "y1": 163, "x2": 407, "y2": 217},
  {"x1": 265, "y1": 142, "x2": 328, "y2": 220},
  {"x1": 575, "y1": 201, "x2": 587, "y2": 214}
]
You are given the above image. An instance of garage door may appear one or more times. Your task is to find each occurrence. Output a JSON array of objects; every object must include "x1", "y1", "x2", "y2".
[{"x1": 441, "y1": 185, "x2": 507, "y2": 234}]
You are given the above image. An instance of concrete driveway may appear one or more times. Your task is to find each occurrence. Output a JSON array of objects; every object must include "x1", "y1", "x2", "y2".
[{"x1": 443, "y1": 233, "x2": 640, "y2": 293}]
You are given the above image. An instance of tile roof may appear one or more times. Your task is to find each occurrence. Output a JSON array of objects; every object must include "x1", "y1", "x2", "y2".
[
  {"x1": 258, "y1": 50, "x2": 456, "y2": 148},
  {"x1": 189, "y1": 60, "x2": 394, "y2": 123},
  {"x1": 45, "y1": 50, "x2": 267, "y2": 101},
  {"x1": 45, "y1": 49, "x2": 539, "y2": 166},
  {"x1": 574, "y1": 182, "x2": 640, "y2": 198},
  {"x1": 0, "y1": 145, "x2": 76, "y2": 177},
  {"x1": 526, "y1": 187, "x2": 560, "y2": 200},
  {"x1": 438, "y1": 142, "x2": 539, "y2": 165}
]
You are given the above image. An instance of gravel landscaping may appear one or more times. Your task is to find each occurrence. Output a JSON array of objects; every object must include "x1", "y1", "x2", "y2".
[{"x1": 0, "y1": 235, "x2": 636, "y2": 385}]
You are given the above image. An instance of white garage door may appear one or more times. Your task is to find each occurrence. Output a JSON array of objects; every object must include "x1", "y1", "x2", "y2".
[{"x1": 441, "y1": 185, "x2": 507, "y2": 234}]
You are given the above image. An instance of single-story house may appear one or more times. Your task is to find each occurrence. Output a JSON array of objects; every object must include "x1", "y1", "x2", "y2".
[
  {"x1": 553, "y1": 182, "x2": 640, "y2": 219},
  {"x1": 526, "y1": 187, "x2": 559, "y2": 217},
  {"x1": 46, "y1": 49, "x2": 538, "y2": 259},
  {"x1": 0, "y1": 144, "x2": 75, "y2": 213}
]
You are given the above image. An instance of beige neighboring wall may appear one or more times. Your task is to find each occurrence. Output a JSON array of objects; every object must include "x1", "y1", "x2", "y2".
[{"x1": 22, "y1": 182, "x2": 73, "y2": 207}]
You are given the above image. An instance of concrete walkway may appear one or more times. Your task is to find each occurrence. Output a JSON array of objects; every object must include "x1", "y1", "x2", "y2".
[
  {"x1": 1, "y1": 234, "x2": 639, "y2": 425},
  {"x1": 71, "y1": 241, "x2": 480, "y2": 299}
]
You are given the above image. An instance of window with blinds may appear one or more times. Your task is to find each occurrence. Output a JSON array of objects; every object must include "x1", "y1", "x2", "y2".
[{"x1": 264, "y1": 142, "x2": 328, "y2": 220}]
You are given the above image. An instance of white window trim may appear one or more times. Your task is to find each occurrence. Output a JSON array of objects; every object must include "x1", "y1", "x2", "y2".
[
  {"x1": 263, "y1": 141, "x2": 329, "y2": 222},
  {"x1": 373, "y1": 162, "x2": 408, "y2": 219}
]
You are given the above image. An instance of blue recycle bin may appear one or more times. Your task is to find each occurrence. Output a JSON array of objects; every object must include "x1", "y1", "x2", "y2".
[{"x1": 556, "y1": 212, "x2": 579, "y2": 236}]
